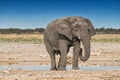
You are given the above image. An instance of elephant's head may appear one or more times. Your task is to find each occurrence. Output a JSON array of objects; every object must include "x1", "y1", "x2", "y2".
[
  {"x1": 56, "y1": 18, "x2": 73, "y2": 40},
  {"x1": 70, "y1": 17, "x2": 96, "y2": 61},
  {"x1": 56, "y1": 17, "x2": 96, "y2": 61}
]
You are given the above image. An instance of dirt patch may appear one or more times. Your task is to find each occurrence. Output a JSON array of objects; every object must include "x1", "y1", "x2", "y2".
[{"x1": 0, "y1": 42, "x2": 120, "y2": 80}]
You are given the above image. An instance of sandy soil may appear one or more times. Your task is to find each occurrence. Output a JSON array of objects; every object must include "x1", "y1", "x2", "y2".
[{"x1": 0, "y1": 42, "x2": 120, "y2": 80}]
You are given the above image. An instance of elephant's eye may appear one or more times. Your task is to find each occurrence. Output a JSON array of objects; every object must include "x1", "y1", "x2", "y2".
[{"x1": 88, "y1": 29, "x2": 90, "y2": 34}]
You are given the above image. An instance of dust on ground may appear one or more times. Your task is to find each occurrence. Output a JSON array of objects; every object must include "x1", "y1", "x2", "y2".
[{"x1": 0, "y1": 42, "x2": 120, "y2": 80}]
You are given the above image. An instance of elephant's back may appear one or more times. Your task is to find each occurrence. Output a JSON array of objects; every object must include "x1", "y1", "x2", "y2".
[{"x1": 44, "y1": 19, "x2": 59, "y2": 47}]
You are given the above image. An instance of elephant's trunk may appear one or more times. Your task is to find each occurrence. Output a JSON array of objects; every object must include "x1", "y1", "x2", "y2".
[{"x1": 79, "y1": 36, "x2": 90, "y2": 61}]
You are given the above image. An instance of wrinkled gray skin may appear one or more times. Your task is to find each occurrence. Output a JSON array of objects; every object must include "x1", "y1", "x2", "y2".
[{"x1": 44, "y1": 16, "x2": 96, "y2": 70}]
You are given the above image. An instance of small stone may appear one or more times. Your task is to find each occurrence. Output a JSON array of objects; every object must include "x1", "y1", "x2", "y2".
[{"x1": 3, "y1": 70, "x2": 9, "y2": 74}]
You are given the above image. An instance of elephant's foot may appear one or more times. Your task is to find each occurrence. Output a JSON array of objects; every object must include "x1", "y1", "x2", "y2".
[
  {"x1": 72, "y1": 66, "x2": 79, "y2": 70},
  {"x1": 50, "y1": 66, "x2": 57, "y2": 70},
  {"x1": 58, "y1": 67, "x2": 66, "y2": 70}
]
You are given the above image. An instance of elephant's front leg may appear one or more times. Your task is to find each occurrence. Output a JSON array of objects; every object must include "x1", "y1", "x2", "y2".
[
  {"x1": 58, "y1": 40, "x2": 68, "y2": 70},
  {"x1": 72, "y1": 41, "x2": 80, "y2": 70}
]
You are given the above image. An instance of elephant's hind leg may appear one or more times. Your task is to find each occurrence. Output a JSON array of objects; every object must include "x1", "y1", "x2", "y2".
[{"x1": 44, "y1": 40, "x2": 57, "y2": 70}]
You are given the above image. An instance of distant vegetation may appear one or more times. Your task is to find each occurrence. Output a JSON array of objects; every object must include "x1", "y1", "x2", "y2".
[
  {"x1": 0, "y1": 28, "x2": 45, "y2": 34},
  {"x1": 0, "y1": 27, "x2": 120, "y2": 34},
  {"x1": 96, "y1": 27, "x2": 120, "y2": 34}
]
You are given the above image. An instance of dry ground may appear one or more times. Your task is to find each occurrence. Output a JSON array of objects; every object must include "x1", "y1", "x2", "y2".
[{"x1": 0, "y1": 34, "x2": 120, "y2": 80}]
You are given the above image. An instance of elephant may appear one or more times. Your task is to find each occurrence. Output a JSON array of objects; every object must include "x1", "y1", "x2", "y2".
[{"x1": 44, "y1": 16, "x2": 96, "y2": 70}]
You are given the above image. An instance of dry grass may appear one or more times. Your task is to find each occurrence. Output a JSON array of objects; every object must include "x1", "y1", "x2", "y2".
[
  {"x1": 92, "y1": 34, "x2": 120, "y2": 39},
  {"x1": 0, "y1": 34, "x2": 43, "y2": 39},
  {"x1": 0, "y1": 34, "x2": 120, "y2": 43},
  {"x1": 0, "y1": 34, "x2": 43, "y2": 43},
  {"x1": 92, "y1": 34, "x2": 120, "y2": 42}
]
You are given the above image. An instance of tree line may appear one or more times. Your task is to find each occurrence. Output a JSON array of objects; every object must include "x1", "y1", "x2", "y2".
[
  {"x1": 0, "y1": 27, "x2": 120, "y2": 34},
  {"x1": 96, "y1": 27, "x2": 120, "y2": 34},
  {"x1": 0, "y1": 28, "x2": 45, "y2": 34}
]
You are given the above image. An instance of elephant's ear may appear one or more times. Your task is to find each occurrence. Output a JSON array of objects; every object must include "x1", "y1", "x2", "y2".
[
  {"x1": 56, "y1": 20, "x2": 72, "y2": 40},
  {"x1": 85, "y1": 19, "x2": 96, "y2": 36},
  {"x1": 88, "y1": 26, "x2": 96, "y2": 36}
]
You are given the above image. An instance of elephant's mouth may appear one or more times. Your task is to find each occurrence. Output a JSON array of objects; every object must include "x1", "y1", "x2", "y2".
[{"x1": 72, "y1": 36, "x2": 81, "y2": 42}]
